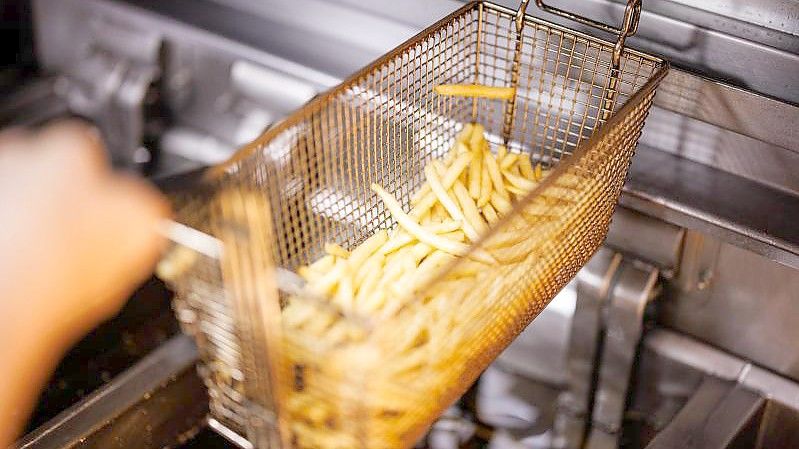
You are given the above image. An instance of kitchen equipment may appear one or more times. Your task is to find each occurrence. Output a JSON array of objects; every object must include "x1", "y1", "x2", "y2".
[{"x1": 158, "y1": 1, "x2": 666, "y2": 447}]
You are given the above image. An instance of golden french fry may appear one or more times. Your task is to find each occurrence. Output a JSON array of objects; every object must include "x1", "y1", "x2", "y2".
[
  {"x1": 325, "y1": 242, "x2": 350, "y2": 258},
  {"x1": 484, "y1": 229, "x2": 527, "y2": 248},
  {"x1": 518, "y1": 155, "x2": 536, "y2": 179},
  {"x1": 469, "y1": 123, "x2": 485, "y2": 150},
  {"x1": 349, "y1": 230, "x2": 389, "y2": 272},
  {"x1": 500, "y1": 153, "x2": 518, "y2": 170},
  {"x1": 452, "y1": 180, "x2": 488, "y2": 237},
  {"x1": 434, "y1": 84, "x2": 516, "y2": 100},
  {"x1": 468, "y1": 147, "x2": 482, "y2": 199},
  {"x1": 355, "y1": 253, "x2": 384, "y2": 291},
  {"x1": 309, "y1": 254, "x2": 336, "y2": 272},
  {"x1": 502, "y1": 169, "x2": 538, "y2": 191},
  {"x1": 497, "y1": 144, "x2": 507, "y2": 161},
  {"x1": 478, "y1": 156, "x2": 492, "y2": 207},
  {"x1": 456, "y1": 123, "x2": 474, "y2": 143},
  {"x1": 410, "y1": 152, "x2": 471, "y2": 217},
  {"x1": 482, "y1": 203, "x2": 499, "y2": 224},
  {"x1": 334, "y1": 266, "x2": 354, "y2": 308},
  {"x1": 312, "y1": 257, "x2": 348, "y2": 295},
  {"x1": 506, "y1": 184, "x2": 528, "y2": 197},
  {"x1": 380, "y1": 220, "x2": 461, "y2": 255},
  {"x1": 433, "y1": 202, "x2": 447, "y2": 220},
  {"x1": 371, "y1": 183, "x2": 492, "y2": 263},
  {"x1": 490, "y1": 190, "x2": 513, "y2": 215},
  {"x1": 534, "y1": 163, "x2": 543, "y2": 181},
  {"x1": 425, "y1": 163, "x2": 478, "y2": 241},
  {"x1": 483, "y1": 150, "x2": 509, "y2": 201}
]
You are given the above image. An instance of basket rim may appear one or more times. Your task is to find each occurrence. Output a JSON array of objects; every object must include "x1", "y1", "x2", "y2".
[{"x1": 206, "y1": 0, "x2": 666, "y2": 179}]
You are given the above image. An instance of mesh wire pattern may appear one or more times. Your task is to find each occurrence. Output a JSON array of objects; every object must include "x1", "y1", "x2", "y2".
[{"x1": 165, "y1": 2, "x2": 666, "y2": 448}]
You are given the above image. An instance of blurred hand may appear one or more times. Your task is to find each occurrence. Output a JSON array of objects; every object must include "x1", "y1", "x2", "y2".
[{"x1": 0, "y1": 121, "x2": 170, "y2": 445}]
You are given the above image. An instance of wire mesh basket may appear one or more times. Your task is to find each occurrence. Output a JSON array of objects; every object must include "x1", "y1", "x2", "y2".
[{"x1": 159, "y1": 1, "x2": 667, "y2": 448}]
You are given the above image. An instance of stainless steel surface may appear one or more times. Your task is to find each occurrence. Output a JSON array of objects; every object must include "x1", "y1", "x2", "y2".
[
  {"x1": 644, "y1": 329, "x2": 799, "y2": 412},
  {"x1": 653, "y1": 69, "x2": 799, "y2": 155},
  {"x1": 644, "y1": 377, "x2": 764, "y2": 449},
  {"x1": 587, "y1": 260, "x2": 658, "y2": 448},
  {"x1": 621, "y1": 146, "x2": 799, "y2": 270},
  {"x1": 660, "y1": 239, "x2": 799, "y2": 382},
  {"x1": 638, "y1": 68, "x2": 799, "y2": 197},
  {"x1": 18, "y1": 335, "x2": 204, "y2": 449},
  {"x1": 47, "y1": 12, "x2": 163, "y2": 169},
  {"x1": 33, "y1": 0, "x2": 336, "y2": 170},
  {"x1": 492, "y1": 0, "x2": 799, "y2": 104},
  {"x1": 605, "y1": 208, "x2": 684, "y2": 274},
  {"x1": 553, "y1": 248, "x2": 620, "y2": 449}
]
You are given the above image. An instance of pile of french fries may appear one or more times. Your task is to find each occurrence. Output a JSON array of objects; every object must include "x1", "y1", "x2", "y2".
[
  {"x1": 276, "y1": 122, "x2": 586, "y2": 448},
  {"x1": 286, "y1": 123, "x2": 546, "y2": 320}
]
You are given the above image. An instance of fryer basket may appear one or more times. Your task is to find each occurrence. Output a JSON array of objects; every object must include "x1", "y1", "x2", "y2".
[{"x1": 160, "y1": 1, "x2": 667, "y2": 448}]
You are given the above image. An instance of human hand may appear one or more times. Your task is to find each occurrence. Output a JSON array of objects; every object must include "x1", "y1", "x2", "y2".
[{"x1": 0, "y1": 121, "x2": 170, "y2": 444}]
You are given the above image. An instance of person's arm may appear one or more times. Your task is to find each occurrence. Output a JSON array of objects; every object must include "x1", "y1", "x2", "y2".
[{"x1": 0, "y1": 122, "x2": 169, "y2": 446}]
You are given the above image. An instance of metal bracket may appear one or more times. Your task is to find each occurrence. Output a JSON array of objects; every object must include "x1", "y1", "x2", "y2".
[
  {"x1": 553, "y1": 249, "x2": 660, "y2": 449},
  {"x1": 553, "y1": 248, "x2": 622, "y2": 449},
  {"x1": 55, "y1": 17, "x2": 163, "y2": 170},
  {"x1": 587, "y1": 260, "x2": 659, "y2": 448}
]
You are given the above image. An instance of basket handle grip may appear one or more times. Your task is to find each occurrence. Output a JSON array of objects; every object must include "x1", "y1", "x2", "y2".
[{"x1": 516, "y1": 0, "x2": 642, "y2": 38}]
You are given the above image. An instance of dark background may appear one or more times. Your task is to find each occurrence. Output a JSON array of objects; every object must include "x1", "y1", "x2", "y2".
[{"x1": 0, "y1": 0, "x2": 36, "y2": 91}]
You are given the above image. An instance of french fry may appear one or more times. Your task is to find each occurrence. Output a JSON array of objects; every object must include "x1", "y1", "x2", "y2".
[
  {"x1": 371, "y1": 184, "x2": 494, "y2": 264},
  {"x1": 380, "y1": 220, "x2": 461, "y2": 255},
  {"x1": 534, "y1": 163, "x2": 543, "y2": 181},
  {"x1": 434, "y1": 84, "x2": 516, "y2": 100},
  {"x1": 482, "y1": 203, "x2": 499, "y2": 224},
  {"x1": 484, "y1": 229, "x2": 527, "y2": 249},
  {"x1": 469, "y1": 123, "x2": 485, "y2": 150},
  {"x1": 325, "y1": 242, "x2": 350, "y2": 258},
  {"x1": 425, "y1": 163, "x2": 478, "y2": 240},
  {"x1": 483, "y1": 150, "x2": 509, "y2": 201},
  {"x1": 452, "y1": 180, "x2": 488, "y2": 236},
  {"x1": 355, "y1": 253, "x2": 384, "y2": 291},
  {"x1": 500, "y1": 153, "x2": 518, "y2": 170},
  {"x1": 478, "y1": 157, "x2": 492, "y2": 207},
  {"x1": 456, "y1": 123, "x2": 474, "y2": 143},
  {"x1": 497, "y1": 144, "x2": 508, "y2": 161},
  {"x1": 348, "y1": 230, "x2": 389, "y2": 272},
  {"x1": 309, "y1": 254, "x2": 336, "y2": 272},
  {"x1": 433, "y1": 202, "x2": 447, "y2": 220},
  {"x1": 518, "y1": 155, "x2": 536, "y2": 179},
  {"x1": 490, "y1": 190, "x2": 513, "y2": 215},
  {"x1": 502, "y1": 169, "x2": 538, "y2": 191},
  {"x1": 411, "y1": 152, "x2": 471, "y2": 217},
  {"x1": 468, "y1": 146, "x2": 482, "y2": 199}
]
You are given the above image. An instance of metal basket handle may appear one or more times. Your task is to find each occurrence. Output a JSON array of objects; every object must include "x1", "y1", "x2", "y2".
[
  {"x1": 518, "y1": 0, "x2": 642, "y2": 67},
  {"x1": 502, "y1": 0, "x2": 642, "y2": 142}
]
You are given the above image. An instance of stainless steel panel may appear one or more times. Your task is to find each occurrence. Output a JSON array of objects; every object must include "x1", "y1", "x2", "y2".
[
  {"x1": 491, "y1": 0, "x2": 799, "y2": 103},
  {"x1": 661, "y1": 240, "x2": 799, "y2": 381},
  {"x1": 640, "y1": 107, "x2": 799, "y2": 196},
  {"x1": 621, "y1": 147, "x2": 799, "y2": 270},
  {"x1": 605, "y1": 208, "x2": 684, "y2": 273},
  {"x1": 644, "y1": 330, "x2": 799, "y2": 412},
  {"x1": 653, "y1": 69, "x2": 799, "y2": 154},
  {"x1": 644, "y1": 377, "x2": 765, "y2": 449}
]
